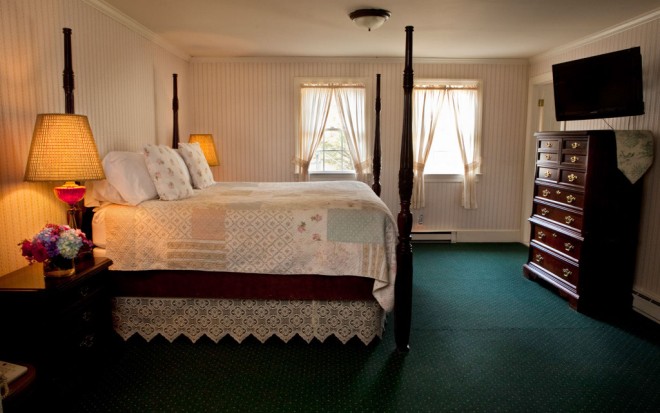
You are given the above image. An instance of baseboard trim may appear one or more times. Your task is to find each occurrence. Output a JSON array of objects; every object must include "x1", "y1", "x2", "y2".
[
  {"x1": 410, "y1": 230, "x2": 520, "y2": 243},
  {"x1": 632, "y1": 290, "x2": 660, "y2": 325}
]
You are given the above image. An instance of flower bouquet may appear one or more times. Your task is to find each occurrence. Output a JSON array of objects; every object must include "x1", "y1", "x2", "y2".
[{"x1": 19, "y1": 224, "x2": 93, "y2": 277}]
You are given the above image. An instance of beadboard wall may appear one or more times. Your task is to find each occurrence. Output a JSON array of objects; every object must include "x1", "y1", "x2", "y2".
[
  {"x1": 0, "y1": 0, "x2": 189, "y2": 274},
  {"x1": 528, "y1": 12, "x2": 660, "y2": 308},
  {"x1": 189, "y1": 58, "x2": 529, "y2": 239}
]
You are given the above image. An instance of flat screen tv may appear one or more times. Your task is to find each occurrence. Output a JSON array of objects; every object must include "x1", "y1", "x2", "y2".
[{"x1": 552, "y1": 47, "x2": 644, "y2": 121}]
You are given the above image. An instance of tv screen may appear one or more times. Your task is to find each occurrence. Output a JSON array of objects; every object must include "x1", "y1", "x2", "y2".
[{"x1": 552, "y1": 47, "x2": 644, "y2": 121}]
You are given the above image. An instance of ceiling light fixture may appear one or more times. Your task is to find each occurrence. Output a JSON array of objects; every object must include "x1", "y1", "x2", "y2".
[{"x1": 349, "y1": 9, "x2": 391, "y2": 31}]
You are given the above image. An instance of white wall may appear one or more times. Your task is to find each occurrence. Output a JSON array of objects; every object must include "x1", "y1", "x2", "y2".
[
  {"x1": 528, "y1": 12, "x2": 660, "y2": 303},
  {"x1": 189, "y1": 58, "x2": 529, "y2": 238},
  {"x1": 0, "y1": 0, "x2": 189, "y2": 274}
]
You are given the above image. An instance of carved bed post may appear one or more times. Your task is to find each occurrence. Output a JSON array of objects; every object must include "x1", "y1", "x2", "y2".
[
  {"x1": 372, "y1": 74, "x2": 382, "y2": 196},
  {"x1": 63, "y1": 28, "x2": 74, "y2": 114},
  {"x1": 172, "y1": 73, "x2": 180, "y2": 148},
  {"x1": 395, "y1": 26, "x2": 414, "y2": 353}
]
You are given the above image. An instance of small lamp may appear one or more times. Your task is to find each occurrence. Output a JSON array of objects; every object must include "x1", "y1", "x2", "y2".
[
  {"x1": 349, "y1": 9, "x2": 391, "y2": 31},
  {"x1": 189, "y1": 134, "x2": 220, "y2": 166},
  {"x1": 24, "y1": 114, "x2": 105, "y2": 228}
]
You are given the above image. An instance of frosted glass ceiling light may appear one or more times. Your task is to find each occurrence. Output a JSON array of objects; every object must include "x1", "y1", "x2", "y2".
[{"x1": 349, "y1": 9, "x2": 391, "y2": 31}]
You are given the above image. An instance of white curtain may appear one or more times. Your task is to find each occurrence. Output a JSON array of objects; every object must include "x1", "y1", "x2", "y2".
[
  {"x1": 334, "y1": 87, "x2": 369, "y2": 182},
  {"x1": 449, "y1": 89, "x2": 481, "y2": 209},
  {"x1": 411, "y1": 88, "x2": 445, "y2": 209},
  {"x1": 295, "y1": 87, "x2": 333, "y2": 181}
]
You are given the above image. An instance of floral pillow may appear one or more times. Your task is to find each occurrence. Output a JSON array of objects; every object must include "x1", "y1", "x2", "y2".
[
  {"x1": 143, "y1": 144, "x2": 194, "y2": 200},
  {"x1": 177, "y1": 142, "x2": 215, "y2": 189}
]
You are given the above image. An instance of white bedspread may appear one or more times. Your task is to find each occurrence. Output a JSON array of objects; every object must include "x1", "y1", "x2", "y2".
[{"x1": 102, "y1": 181, "x2": 397, "y2": 311}]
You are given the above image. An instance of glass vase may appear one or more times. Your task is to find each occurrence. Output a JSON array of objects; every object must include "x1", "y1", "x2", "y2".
[{"x1": 43, "y1": 256, "x2": 75, "y2": 277}]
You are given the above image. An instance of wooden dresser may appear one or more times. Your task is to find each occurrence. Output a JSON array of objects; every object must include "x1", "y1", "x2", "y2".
[
  {"x1": 523, "y1": 130, "x2": 643, "y2": 317},
  {"x1": 0, "y1": 257, "x2": 114, "y2": 380}
]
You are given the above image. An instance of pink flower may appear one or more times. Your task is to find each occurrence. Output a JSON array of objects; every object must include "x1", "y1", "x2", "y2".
[{"x1": 298, "y1": 222, "x2": 306, "y2": 233}]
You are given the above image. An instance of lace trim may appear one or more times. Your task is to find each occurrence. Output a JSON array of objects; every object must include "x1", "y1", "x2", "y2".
[{"x1": 112, "y1": 297, "x2": 385, "y2": 345}]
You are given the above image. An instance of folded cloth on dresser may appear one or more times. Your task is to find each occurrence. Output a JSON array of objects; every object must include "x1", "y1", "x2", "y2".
[
  {"x1": 102, "y1": 181, "x2": 398, "y2": 311},
  {"x1": 615, "y1": 130, "x2": 654, "y2": 184}
]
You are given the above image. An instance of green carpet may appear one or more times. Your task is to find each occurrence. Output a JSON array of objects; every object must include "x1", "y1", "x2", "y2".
[{"x1": 54, "y1": 243, "x2": 660, "y2": 412}]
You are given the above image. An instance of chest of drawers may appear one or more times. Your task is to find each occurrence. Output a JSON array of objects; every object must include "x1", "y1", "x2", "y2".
[
  {"x1": 523, "y1": 131, "x2": 643, "y2": 316},
  {"x1": 0, "y1": 257, "x2": 113, "y2": 379}
]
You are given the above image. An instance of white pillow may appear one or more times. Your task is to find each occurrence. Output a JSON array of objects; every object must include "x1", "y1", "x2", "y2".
[
  {"x1": 177, "y1": 142, "x2": 215, "y2": 189},
  {"x1": 89, "y1": 180, "x2": 128, "y2": 205},
  {"x1": 100, "y1": 151, "x2": 158, "y2": 205},
  {"x1": 143, "y1": 144, "x2": 194, "y2": 201}
]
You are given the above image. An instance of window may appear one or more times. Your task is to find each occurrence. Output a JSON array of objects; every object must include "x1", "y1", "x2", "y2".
[
  {"x1": 412, "y1": 79, "x2": 482, "y2": 209},
  {"x1": 309, "y1": 99, "x2": 355, "y2": 173},
  {"x1": 414, "y1": 80, "x2": 481, "y2": 176},
  {"x1": 294, "y1": 79, "x2": 369, "y2": 182}
]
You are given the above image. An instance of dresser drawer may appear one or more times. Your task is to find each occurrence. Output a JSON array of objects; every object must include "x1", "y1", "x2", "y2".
[
  {"x1": 529, "y1": 244, "x2": 580, "y2": 288},
  {"x1": 530, "y1": 221, "x2": 583, "y2": 260},
  {"x1": 538, "y1": 139, "x2": 560, "y2": 151},
  {"x1": 560, "y1": 169, "x2": 586, "y2": 187},
  {"x1": 537, "y1": 167, "x2": 559, "y2": 183},
  {"x1": 538, "y1": 152, "x2": 559, "y2": 164},
  {"x1": 561, "y1": 153, "x2": 587, "y2": 167},
  {"x1": 563, "y1": 138, "x2": 587, "y2": 153},
  {"x1": 535, "y1": 184, "x2": 585, "y2": 209},
  {"x1": 533, "y1": 202, "x2": 583, "y2": 231}
]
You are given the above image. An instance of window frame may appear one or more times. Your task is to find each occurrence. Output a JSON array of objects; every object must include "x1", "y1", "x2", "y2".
[
  {"x1": 414, "y1": 78, "x2": 483, "y2": 183},
  {"x1": 294, "y1": 77, "x2": 370, "y2": 180}
]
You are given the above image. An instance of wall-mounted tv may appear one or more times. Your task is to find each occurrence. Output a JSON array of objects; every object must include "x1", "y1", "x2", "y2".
[{"x1": 552, "y1": 47, "x2": 644, "y2": 121}]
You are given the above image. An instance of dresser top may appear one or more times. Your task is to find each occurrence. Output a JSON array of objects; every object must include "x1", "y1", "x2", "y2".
[{"x1": 0, "y1": 257, "x2": 112, "y2": 292}]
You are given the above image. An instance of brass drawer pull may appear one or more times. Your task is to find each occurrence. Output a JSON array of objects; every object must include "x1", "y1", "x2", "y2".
[
  {"x1": 564, "y1": 243, "x2": 574, "y2": 252},
  {"x1": 545, "y1": 142, "x2": 553, "y2": 148},
  {"x1": 544, "y1": 170, "x2": 552, "y2": 178},
  {"x1": 571, "y1": 142, "x2": 581, "y2": 149},
  {"x1": 80, "y1": 334, "x2": 95, "y2": 348},
  {"x1": 537, "y1": 231, "x2": 545, "y2": 240},
  {"x1": 541, "y1": 208, "x2": 550, "y2": 216},
  {"x1": 79, "y1": 286, "x2": 90, "y2": 297},
  {"x1": 562, "y1": 268, "x2": 572, "y2": 278},
  {"x1": 545, "y1": 154, "x2": 551, "y2": 160},
  {"x1": 570, "y1": 156, "x2": 579, "y2": 163},
  {"x1": 566, "y1": 195, "x2": 576, "y2": 204},
  {"x1": 556, "y1": 190, "x2": 561, "y2": 195},
  {"x1": 564, "y1": 215, "x2": 575, "y2": 225},
  {"x1": 535, "y1": 254, "x2": 543, "y2": 263},
  {"x1": 552, "y1": 233, "x2": 558, "y2": 238},
  {"x1": 567, "y1": 173, "x2": 578, "y2": 183},
  {"x1": 542, "y1": 189, "x2": 550, "y2": 197},
  {"x1": 82, "y1": 311, "x2": 93, "y2": 322}
]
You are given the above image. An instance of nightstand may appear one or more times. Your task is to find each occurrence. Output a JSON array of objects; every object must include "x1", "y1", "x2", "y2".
[{"x1": 0, "y1": 257, "x2": 113, "y2": 379}]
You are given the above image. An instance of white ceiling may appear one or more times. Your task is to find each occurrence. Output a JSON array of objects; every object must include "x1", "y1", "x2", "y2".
[{"x1": 99, "y1": 0, "x2": 660, "y2": 59}]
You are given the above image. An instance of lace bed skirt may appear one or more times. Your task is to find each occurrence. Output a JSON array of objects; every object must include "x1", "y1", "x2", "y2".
[{"x1": 112, "y1": 297, "x2": 386, "y2": 345}]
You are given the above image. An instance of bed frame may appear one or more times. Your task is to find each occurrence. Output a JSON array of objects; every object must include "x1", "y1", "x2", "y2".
[{"x1": 69, "y1": 26, "x2": 415, "y2": 351}]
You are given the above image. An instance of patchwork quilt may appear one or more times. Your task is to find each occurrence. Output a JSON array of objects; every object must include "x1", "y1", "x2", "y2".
[{"x1": 103, "y1": 181, "x2": 397, "y2": 311}]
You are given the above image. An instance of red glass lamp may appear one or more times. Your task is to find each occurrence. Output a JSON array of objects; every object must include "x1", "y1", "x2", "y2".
[{"x1": 24, "y1": 114, "x2": 105, "y2": 228}]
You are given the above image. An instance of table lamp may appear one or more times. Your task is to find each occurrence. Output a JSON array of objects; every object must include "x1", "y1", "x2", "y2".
[
  {"x1": 24, "y1": 114, "x2": 105, "y2": 228},
  {"x1": 188, "y1": 134, "x2": 220, "y2": 166}
]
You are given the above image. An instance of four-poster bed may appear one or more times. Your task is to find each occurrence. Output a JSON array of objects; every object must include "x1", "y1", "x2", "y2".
[{"x1": 87, "y1": 27, "x2": 415, "y2": 351}]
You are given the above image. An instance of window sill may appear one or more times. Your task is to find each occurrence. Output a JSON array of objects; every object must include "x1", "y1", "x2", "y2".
[
  {"x1": 309, "y1": 172, "x2": 356, "y2": 181},
  {"x1": 424, "y1": 173, "x2": 481, "y2": 183}
]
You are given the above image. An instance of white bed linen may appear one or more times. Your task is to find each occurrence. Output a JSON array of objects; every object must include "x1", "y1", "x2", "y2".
[{"x1": 96, "y1": 181, "x2": 398, "y2": 311}]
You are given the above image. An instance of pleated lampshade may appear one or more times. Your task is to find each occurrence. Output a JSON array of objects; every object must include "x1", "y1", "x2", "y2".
[
  {"x1": 24, "y1": 114, "x2": 105, "y2": 182},
  {"x1": 189, "y1": 133, "x2": 220, "y2": 166}
]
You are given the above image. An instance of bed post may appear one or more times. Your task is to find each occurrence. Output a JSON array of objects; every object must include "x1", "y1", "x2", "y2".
[
  {"x1": 395, "y1": 26, "x2": 414, "y2": 353},
  {"x1": 372, "y1": 74, "x2": 382, "y2": 197},
  {"x1": 63, "y1": 28, "x2": 74, "y2": 114},
  {"x1": 172, "y1": 73, "x2": 180, "y2": 148}
]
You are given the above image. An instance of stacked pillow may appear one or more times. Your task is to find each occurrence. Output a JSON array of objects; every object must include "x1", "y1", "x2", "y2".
[{"x1": 88, "y1": 143, "x2": 215, "y2": 206}]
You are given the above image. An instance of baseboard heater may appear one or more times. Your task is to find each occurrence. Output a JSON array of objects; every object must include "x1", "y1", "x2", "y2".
[
  {"x1": 632, "y1": 290, "x2": 660, "y2": 325},
  {"x1": 411, "y1": 231, "x2": 456, "y2": 243}
]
